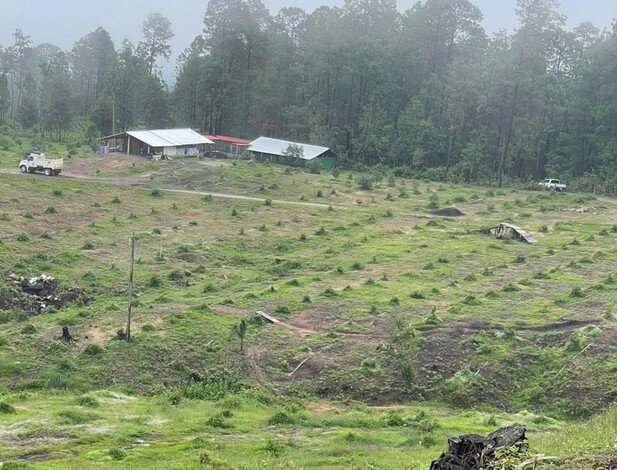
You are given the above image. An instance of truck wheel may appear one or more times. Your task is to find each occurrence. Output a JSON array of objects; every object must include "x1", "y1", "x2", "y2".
[
  {"x1": 54, "y1": 170, "x2": 61, "y2": 175},
  {"x1": 20, "y1": 165, "x2": 27, "y2": 173},
  {"x1": 44, "y1": 168, "x2": 52, "y2": 176}
]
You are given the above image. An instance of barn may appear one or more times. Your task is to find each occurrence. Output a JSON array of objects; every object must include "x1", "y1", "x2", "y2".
[
  {"x1": 101, "y1": 129, "x2": 213, "y2": 157},
  {"x1": 249, "y1": 137, "x2": 336, "y2": 170}
]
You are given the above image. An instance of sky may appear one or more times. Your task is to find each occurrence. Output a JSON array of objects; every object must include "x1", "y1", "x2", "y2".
[{"x1": 1, "y1": 0, "x2": 616, "y2": 81}]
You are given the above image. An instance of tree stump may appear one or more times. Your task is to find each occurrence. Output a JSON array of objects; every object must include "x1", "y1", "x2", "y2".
[{"x1": 61, "y1": 326, "x2": 73, "y2": 342}]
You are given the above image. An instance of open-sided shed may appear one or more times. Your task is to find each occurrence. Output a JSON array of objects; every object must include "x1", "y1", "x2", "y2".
[{"x1": 101, "y1": 129, "x2": 213, "y2": 157}]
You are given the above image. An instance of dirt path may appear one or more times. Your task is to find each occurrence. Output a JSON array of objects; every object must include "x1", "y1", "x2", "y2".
[
  {"x1": 256, "y1": 310, "x2": 385, "y2": 339},
  {"x1": 0, "y1": 168, "x2": 335, "y2": 210}
]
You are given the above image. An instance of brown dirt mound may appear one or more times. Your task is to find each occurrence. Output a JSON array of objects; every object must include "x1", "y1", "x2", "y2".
[{"x1": 431, "y1": 207, "x2": 465, "y2": 217}]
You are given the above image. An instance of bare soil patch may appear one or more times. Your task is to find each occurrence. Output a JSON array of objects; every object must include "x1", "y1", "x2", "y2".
[{"x1": 212, "y1": 305, "x2": 247, "y2": 317}]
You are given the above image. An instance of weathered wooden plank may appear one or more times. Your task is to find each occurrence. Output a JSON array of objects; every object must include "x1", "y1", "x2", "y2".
[{"x1": 256, "y1": 310, "x2": 280, "y2": 324}]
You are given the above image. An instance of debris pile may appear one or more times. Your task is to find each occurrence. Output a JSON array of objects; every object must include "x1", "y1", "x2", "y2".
[
  {"x1": 6, "y1": 274, "x2": 88, "y2": 314},
  {"x1": 430, "y1": 424, "x2": 527, "y2": 470},
  {"x1": 562, "y1": 207, "x2": 597, "y2": 214}
]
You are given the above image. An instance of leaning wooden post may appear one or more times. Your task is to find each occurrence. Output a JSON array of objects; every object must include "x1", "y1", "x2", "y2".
[{"x1": 127, "y1": 233, "x2": 136, "y2": 341}]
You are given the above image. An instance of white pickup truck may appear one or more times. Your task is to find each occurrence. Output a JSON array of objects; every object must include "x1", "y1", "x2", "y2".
[
  {"x1": 538, "y1": 178, "x2": 566, "y2": 191},
  {"x1": 19, "y1": 152, "x2": 63, "y2": 176}
]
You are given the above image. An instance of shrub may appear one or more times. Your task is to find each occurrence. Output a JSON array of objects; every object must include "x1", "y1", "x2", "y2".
[
  {"x1": 0, "y1": 402, "x2": 16, "y2": 414},
  {"x1": 45, "y1": 206, "x2": 57, "y2": 214},
  {"x1": 502, "y1": 283, "x2": 520, "y2": 292},
  {"x1": 47, "y1": 376, "x2": 67, "y2": 389},
  {"x1": 427, "y1": 192, "x2": 439, "y2": 210},
  {"x1": 16, "y1": 233, "x2": 29, "y2": 242},
  {"x1": 183, "y1": 371, "x2": 242, "y2": 400},
  {"x1": 207, "y1": 413, "x2": 231, "y2": 428},
  {"x1": 82, "y1": 344, "x2": 104, "y2": 356},
  {"x1": 264, "y1": 198, "x2": 272, "y2": 206},
  {"x1": 150, "y1": 189, "x2": 162, "y2": 197},
  {"x1": 20, "y1": 323, "x2": 37, "y2": 334},
  {"x1": 108, "y1": 447, "x2": 127, "y2": 460},
  {"x1": 82, "y1": 241, "x2": 95, "y2": 250},
  {"x1": 268, "y1": 411, "x2": 296, "y2": 425},
  {"x1": 423, "y1": 307, "x2": 443, "y2": 325},
  {"x1": 463, "y1": 295, "x2": 480, "y2": 305},
  {"x1": 357, "y1": 176, "x2": 374, "y2": 190},
  {"x1": 111, "y1": 196, "x2": 121, "y2": 204},
  {"x1": 203, "y1": 283, "x2": 217, "y2": 293},
  {"x1": 570, "y1": 287, "x2": 585, "y2": 298},
  {"x1": 75, "y1": 394, "x2": 99, "y2": 407}
]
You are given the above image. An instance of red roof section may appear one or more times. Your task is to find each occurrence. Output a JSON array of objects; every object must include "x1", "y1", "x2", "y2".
[{"x1": 204, "y1": 135, "x2": 251, "y2": 146}]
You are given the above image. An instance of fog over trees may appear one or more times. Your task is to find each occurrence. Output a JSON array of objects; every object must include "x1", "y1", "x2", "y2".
[{"x1": 1, "y1": 0, "x2": 617, "y2": 191}]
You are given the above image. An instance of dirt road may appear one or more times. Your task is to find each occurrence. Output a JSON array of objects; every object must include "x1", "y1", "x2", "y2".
[{"x1": 0, "y1": 167, "x2": 333, "y2": 209}]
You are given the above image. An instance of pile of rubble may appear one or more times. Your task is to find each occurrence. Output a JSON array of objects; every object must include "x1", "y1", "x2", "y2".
[{"x1": 5, "y1": 274, "x2": 88, "y2": 314}]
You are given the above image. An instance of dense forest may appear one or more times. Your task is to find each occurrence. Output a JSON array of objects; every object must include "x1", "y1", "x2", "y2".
[{"x1": 1, "y1": 0, "x2": 617, "y2": 191}]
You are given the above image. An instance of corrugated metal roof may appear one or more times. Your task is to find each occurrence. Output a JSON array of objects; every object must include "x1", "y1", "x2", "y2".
[
  {"x1": 127, "y1": 129, "x2": 213, "y2": 147},
  {"x1": 205, "y1": 135, "x2": 252, "y2": 146},
  {"x1": 249, "y1": 137, "x2": 329, "y2": 160}
]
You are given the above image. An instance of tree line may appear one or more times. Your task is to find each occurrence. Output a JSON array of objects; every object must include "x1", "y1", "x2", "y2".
[{"x1": 1, "y1": 0, "x2": 617, "y2": 192}]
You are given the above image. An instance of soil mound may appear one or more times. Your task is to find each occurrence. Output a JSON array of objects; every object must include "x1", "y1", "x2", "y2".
[{"x1": 431, "y1": 207, "x2": 465, "y2": 217}]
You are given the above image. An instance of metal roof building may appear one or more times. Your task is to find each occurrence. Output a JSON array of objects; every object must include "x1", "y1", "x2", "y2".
[
  {"x1": 205, "y1": 134, "x2": 252, "y2": 156},
  {"x1": 100, "y1": 129, "x2": 213, "y2": 157},
  {"x1": 249, "y1": 137, "x2": 330, "y2": 161},
  {"x1": 128, "y1": 129, "x2": 213, "y2": 148}
]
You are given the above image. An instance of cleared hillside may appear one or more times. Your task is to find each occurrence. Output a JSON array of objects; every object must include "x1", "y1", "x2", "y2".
[{"x1": 1, "y1": 153, "x2": 617, "y2": 467}]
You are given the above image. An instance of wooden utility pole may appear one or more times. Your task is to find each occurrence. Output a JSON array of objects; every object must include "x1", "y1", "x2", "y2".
[
  {"x1": 127, "y1": 233, "x2": 136, "y2": 341},
  {"x1": 111, "y1": 93, "x2": 116, "y2": 136}
]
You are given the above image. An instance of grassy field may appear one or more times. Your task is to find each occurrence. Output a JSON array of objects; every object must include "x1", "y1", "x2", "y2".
[{"x1": 1, "y1": 138, "x2": 617, "y2": 468}]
